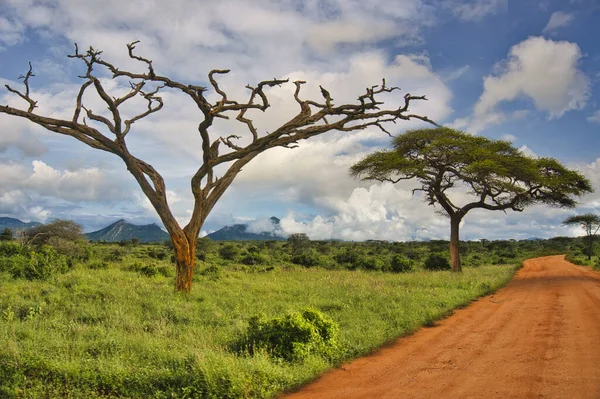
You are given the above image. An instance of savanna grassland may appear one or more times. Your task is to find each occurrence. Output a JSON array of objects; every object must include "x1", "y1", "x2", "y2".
[{"x1": 0, "y1": 235, "x2": 585, "y2": 398}]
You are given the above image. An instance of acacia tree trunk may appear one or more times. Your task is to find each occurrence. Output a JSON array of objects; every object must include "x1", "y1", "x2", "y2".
[
  {"x1": 449, "y1": 216, "x2": 462, "y2": 272},
  {"x1": 171, "y1": 231, "x2": 198, "y2": 293},
  {"x1": 587, "y1": 234, "x2": 593, "y2": 261}
]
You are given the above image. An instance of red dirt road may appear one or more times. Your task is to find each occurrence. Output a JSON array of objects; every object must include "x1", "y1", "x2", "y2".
[{"x1": 285, "y1": 256, "x2": 600, "y2": 399}]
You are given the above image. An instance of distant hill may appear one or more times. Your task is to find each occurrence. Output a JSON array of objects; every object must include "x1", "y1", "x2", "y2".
[
  {"x1": 0, "y1": 217, "x2": 41, "y2": 231},
  {"x1": 207, "y1": 217, "x2": 286, "y2": 241},
  {"x1": 86, "y1": 219, "x2": 170, "y2": 243}
]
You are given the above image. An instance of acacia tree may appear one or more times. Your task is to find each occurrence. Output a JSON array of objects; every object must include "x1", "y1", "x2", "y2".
[
  {"x1": 351, "y1": 127, "x2": 593, "y2": 272},
  {"x1": 563, "y1": 213, "x2": 600, "y2": 260},
  {"x1": 0, "y1": 42, "x2": 438, "y2": 292}
]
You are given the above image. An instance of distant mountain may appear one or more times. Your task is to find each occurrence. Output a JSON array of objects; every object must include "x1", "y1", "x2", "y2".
[
  {"x1": 207, "y1": 217, "x2": 286, "y2": 241},
  {"x1": 86, "y1": 219, "x2": 170, "y2": 243},
  {"x1": 0, "y1": 217, "x2": 41, "y2": 231}
]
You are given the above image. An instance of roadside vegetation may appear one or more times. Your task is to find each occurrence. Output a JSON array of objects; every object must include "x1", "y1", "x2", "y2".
[{"x1": 0, "y1": 226, "x2": 585, "y2": 398}]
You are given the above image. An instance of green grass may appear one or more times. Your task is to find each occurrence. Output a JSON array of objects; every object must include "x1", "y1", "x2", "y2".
[{"x1": 0, "y1": 260, "x2": 519, "y2": 398}]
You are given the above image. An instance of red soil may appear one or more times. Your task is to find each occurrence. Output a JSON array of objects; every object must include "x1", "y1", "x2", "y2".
[{"x1": 285, "y1": 256, "x2": 600, "y2": 399}]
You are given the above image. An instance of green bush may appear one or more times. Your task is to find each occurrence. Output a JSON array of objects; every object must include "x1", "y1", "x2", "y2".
[
  {"x1": 291, "y1": 250, "x2": 321, "y2": 267},
  {"x1": 390, "y1": 254, "x2": 415, "y2": 273},
  {"x1": 147, "y1": 247, "x2": 168, "y2": 260},
  {"x1": 424, "y1": 253, "x2": 451, "y2": 271},
  {"x1": 200, "y1": 264, "x2": 222, "y2": 280},
  {"x1": 240, "y1": 252, "x2": 267, "y2": 266},
  {"x1": 243, "y1": 308, "x2": 339, "y2": 361},
  {"x1": 128, "y1": 262, "x2": 170, "y2": 277},
  {"x1": 219, "y1": 244, "x2": 240, "y2": 261},
  {"x1": 0, "y1": 241, "x2": 24, "y2": 257},
  {"x1": 87, "y1": 260, "x2": 109, "y2": 270},
  {"x1": 353, "y1": 256, "x2": 384, "y2": 271},
  {"x1": 9, "y1": 246, "x2": 70, "y2": 280}
]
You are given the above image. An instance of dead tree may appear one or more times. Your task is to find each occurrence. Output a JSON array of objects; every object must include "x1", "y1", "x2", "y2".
[{"x1": 0, "y1": 42, "x2": 438, "y2": 292}]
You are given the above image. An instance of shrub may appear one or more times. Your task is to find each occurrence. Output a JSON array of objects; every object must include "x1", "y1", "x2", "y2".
[
  {"x1": 147, "y1": 247, "x2": 168, "y2": 260},
  {"x1": 243, "y1": 308, "x2": 339, "y2": 361},
  {"x1": 291, "y1": 250, "x2": 321, "y2": 267},
  {"x1": 87, "y1": 260, "x2": 109, "y2": 270},
  {"x1": 424, "y1": 253, "x2": 451, "y2": 271},
  {"x1": 200, "y1": 264, "x2": 221, "y2": 280},
  {"x1": 353, "y1": 256, "x2": 384, "y2": 271},
  {"x1": 128, "y1": 262, "x2": 170, "y2": 277},
  {"x1": 46, "y1": 236, "x2": 92, "y2": 261},
  {"x1": 24, "y1": 219, "x2": 84, "y2": 245},
  {"x1": 219, "y1": 244, "x2": 240, "y2": 261},
  {"x1": 10, "y1": 246, "x2": 70, "y2": 280},
  {"x1": 0, "y1": 228, "x2": 13, "y2": 241},
  {"x1": 104, "y1": 248, "x2": 126, "y2": 262},
  {"x1": 287, "y1": 233, "x2": 310, "y2": 255},
  {"x1": 334, "y1": 248, "x2": 360, "y2": 265},
  {"x1": 390, "y1": 254, "x2": 415, "y2": 273},
  {"x1": 0, "y1": 241, "x2": 24, "y2": 257},
  {"x1": 240, "y1": 252, "x2": 266, "y2": 266}
]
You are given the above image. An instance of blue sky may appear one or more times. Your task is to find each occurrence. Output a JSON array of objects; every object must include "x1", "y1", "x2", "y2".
[{"x1": 0, "y1": 0, "x2": 599, "y2": 241}]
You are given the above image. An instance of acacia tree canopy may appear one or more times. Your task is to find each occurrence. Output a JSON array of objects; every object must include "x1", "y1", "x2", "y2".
[
  {"x1": 351, "y1": 127, "x2": 593, "y2": 272},
  {"x1": 563, "y1": 213, "x2": 600, "y2": 260},
  {"x1": 0, "y1": 42, "x2": 437, "y2": 292}
]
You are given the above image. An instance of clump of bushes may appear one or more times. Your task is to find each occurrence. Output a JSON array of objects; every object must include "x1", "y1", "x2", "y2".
[
  {"x1": 240, "y1": 308, "x2": 340, "y2": 361},
  {"x1": 219, "y1": 244, "x2": 240, "y2": 261},
  {"x1": 424, "y1": 253, "x2": 451, "y2": 271},
  {"x1": 291, "y1": 249, "x2": 322, "y2": 267},
  {"x1": 6, "y1": 245, "x2": 70, "y2": 280},
  {"x1": 128, "y1": 262, "x2": 172, "y2": 277},
  {"x1": 390, "y1": 254, "x2": 415, "y2": 273}
]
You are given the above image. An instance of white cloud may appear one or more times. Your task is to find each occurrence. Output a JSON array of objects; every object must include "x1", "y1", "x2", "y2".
[
  {"x1": 471, "y1": 36, "x2": 589, "y2": 131},
  {"x1": 588, "y1": 110, "x2": 600, "y2": 123},
  {"x1": 448, "y1": 0, "x2": 507, "y2": 21},
  {"x1": 542, "y1": 11, "x2": 575, "y2": 34}
]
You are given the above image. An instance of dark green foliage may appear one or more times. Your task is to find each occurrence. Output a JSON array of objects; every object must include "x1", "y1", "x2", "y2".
[
  {"x1": 219, "y1": 244, "x2": 240, "y2": 261},
  {"x1": 240, "y1": 252, "x2": 267, "y2": 266},
  {"x1": 287, "y1": 233, "x2": 310, "y2": 256},
  {"x1": 128, "y1": 262, "x2": 172, "y2": 277},
  {"x1": 390, "y1": 254, "x2": 415, "y2": 273},
  {"x1": 353, "y1": 255, "x2": 385, "y2": 271},
  {"x1": 8, "y1": 245, "x2": 70, "y2": 280},
  {"x1": 146, "y1": 246, "x2": 168, "y2": 260},
  {"x1": 242, "y1": 308, "x2": 339, "y2": 361},
  {"x1": 200, "y1": 264, "x2": 221, "y2": 280},
  {"x1": 424, "y1": 253, "x2": 451, "y2": 271},
  {"x1": 563, "y1": 213, "x2": 600, "y2": 260},
  {"x1": 87, "y1": 260, "x2": 109, "y2": 270},
  {"x1": 0, "y1": 228, "x2": 13, "y2": 241},
  {"x1": 0, "y1": 241, "x2": 23, "y2": 257},
  {"x1": 104, "y1": 247, "x2": 127, "y2": 262},
  {"x1": 291, "y1": 249, "x2": 322, "y2": 267}
]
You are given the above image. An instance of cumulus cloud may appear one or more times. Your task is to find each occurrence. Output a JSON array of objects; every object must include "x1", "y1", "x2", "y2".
[
  {"x1": 542, "y1": 11, "x2": 575, "y2": 34},
  {"x1": 471, "y1": 36, "x2": 589, "y2": 131}
]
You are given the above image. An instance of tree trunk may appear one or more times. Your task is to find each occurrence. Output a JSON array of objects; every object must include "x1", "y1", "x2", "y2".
[
  {"x1": 171, "y1": 233, "x2": 197, "y2": 293},
  {"x1": 587, "y1": 235, "x2": 593, "y2": 261},
  {"x1": 450, "y1": 216, "x2": 462, "y2": 272}
]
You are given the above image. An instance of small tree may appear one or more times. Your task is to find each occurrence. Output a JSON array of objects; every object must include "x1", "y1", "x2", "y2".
[
  {"x1": 287, "y1": 233, "x2": 311, "y2": 256},
  {"x1": 563, "y1": 213, "x2": 600, "y2": 260},
  {"x1": 351, "y1": 127, "x2": 593, "y2": 272},
  {"x1": 0, "y1": 228, "x2": 13, "y2": 241},
  {"x1": 24, "y1": 219, "x2": 85, "y2": 246},
  {"x1": 0, "y1": 42, "x2": 436, "y2": 292}
]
